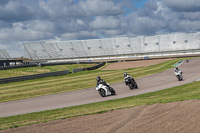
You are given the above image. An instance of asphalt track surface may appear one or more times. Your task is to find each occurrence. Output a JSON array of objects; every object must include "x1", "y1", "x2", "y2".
[{"x1": 1, "y1": 58, "x2": 200, "y2": 118}]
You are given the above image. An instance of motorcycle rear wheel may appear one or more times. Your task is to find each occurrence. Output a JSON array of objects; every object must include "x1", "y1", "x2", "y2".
[
  {"x1": 134, "y1": 83, "x2": 138, "y2": 89},
  {"x1": 110, "y1": 87, "x2": 116, "y2": 95}
]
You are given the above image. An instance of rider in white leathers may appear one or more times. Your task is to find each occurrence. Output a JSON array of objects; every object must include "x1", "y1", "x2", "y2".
[
  {"x1": 174, "y1": 67, "x2": 183, "y2": 81},
  {"x1": 174, "y1": 67, "x2": 182, "y2": 75}
]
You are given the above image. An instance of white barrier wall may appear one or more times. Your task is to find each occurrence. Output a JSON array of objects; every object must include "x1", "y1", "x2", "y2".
[{"x1": 24, "y1": 32, "x2": 200, "y2": 60}]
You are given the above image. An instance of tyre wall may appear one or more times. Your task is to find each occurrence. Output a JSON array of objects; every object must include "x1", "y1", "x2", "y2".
[
  {"x1": 72, "y1": 62, "x2": 106, "y2": 73},
  {"x1": 0, "y1": 70, "x2": 70, "y2": 84}
]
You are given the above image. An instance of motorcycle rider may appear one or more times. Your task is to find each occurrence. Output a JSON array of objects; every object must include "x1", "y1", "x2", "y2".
[
  {"x1": 174, "y1": 67, "x2": 182, "y2": 75},
  {"x1": 96, "y1": 76, "x2": 109, "y2": 87},
  {"x1": 124, "y1": 72, "x2": 137, "y2": 86}
]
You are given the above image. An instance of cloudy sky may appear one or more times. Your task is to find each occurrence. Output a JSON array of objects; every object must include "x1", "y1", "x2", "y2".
[{"x1": 0, "y1": 0, "x2": 200, "y2": 58}]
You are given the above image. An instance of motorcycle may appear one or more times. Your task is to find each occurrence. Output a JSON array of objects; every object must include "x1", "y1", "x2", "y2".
[
  {"x1": 96, "y1": 83, "x2": 116, "y2": 97},
  {"x1": 124, "y1": 77, "x2": 138, "y2": 90},
  {"x1": 174, "y1": 70, "x2": 183, "y2": 81}
]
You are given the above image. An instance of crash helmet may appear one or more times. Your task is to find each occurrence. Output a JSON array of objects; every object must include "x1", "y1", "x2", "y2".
[
  {"x1": 96, "y1": 76, "x2": 101, "y2": 81},
  {"x1": 175, "y1": 67, "x2": 179, "y2": 70},
  {"x1": 124, "y1": 72, "x2": 127, "y2": 77}
]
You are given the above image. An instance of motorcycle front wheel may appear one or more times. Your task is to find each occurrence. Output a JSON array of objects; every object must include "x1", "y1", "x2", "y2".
[
  {"x1": 128, "y1": 84, "x2": 134, "y2": 90},
  {"x1": 177, "y1": 75, "x2": 182, "y2": 81},
  {"x1": 98, "y1": 89, "x2": 106, "y2": 97}
]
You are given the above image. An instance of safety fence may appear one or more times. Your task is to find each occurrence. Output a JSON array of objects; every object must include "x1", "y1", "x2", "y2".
[
  {"x1": 0, "y1": 61, "x2": 98, "y2": 70},
  {"x1": 0, "y1": 64, "x2": 37, "y2": 70}
]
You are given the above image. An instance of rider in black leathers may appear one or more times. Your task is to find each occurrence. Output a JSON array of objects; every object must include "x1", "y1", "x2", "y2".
[
  {"x1": 124, "y1": 72, "x2": 137, "y2": 86},
  {"x1": 96, "y1": 76, "x2": 109, "y2": 87}
]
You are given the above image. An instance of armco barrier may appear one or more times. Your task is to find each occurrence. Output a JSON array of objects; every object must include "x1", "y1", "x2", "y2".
[{"x1": 0, "y1": 70, "x2": 70, "y2": 84}]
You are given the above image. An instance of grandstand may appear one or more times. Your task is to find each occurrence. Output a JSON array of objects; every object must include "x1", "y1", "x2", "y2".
[
  {"x1": 0, "y1": 49, "x2": 11, "y2": 60},
  {"x1": 0, "y1": 49, "x2": 25, "y2": 67},
  {"x1": 24, "y1": 32, "x2": 200, "y2": 61}
]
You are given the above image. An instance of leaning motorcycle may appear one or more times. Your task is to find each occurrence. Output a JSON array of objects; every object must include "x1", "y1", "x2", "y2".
[
  {"x1": 96, "y1": 83, "x2": 116, "y2": 97},
  {"x1": 124, "y1": 77, "x2": 138, "y2": 90},
  {"x1": 174, "y1": 71, "x2": 183, "y2": 81}
]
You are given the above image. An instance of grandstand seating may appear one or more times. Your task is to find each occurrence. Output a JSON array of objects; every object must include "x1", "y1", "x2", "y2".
[
  {"x1": 84, "y1": 39, "x2": 105, "y2": 57},
  {"x1": 129, "y1": 36, "x2": 143, "y2": 53},
  {"x1": 143, "y1": 36, "x2": 159, "y2": 53},
  {"x1": 71, "y1": 40, "x2": 88, "y2": 57},
  {"x1": 171, "y1": 33, "x2": 187, "y2": 51},
  {"x1": 99, "y1": 38, "x2": 115, "y2": 56},
  {"x1": 56, "y1": 41, "x2": 78, "y2": 58},
  {"x1": 24, "y1": 32, "x2": 200, "y2": 60},
  {"x1": 0, "y1": 49, "x2": 11, "y2": 60},
  {"x1": 42, "y1": 43, "x2": 63, "y2": 59},
  {"x1": 24, "y1": 43, "x2": 51, "y2": 60},
  {"x1": 158, "y1": 34, "x2": 171, "y2": 51},
  {"x1": 113, "y1": 37, "x2": 132, "y2": 55},
  {"x1": 189, "y1": 32, "x2": 200, "y2": 49}
]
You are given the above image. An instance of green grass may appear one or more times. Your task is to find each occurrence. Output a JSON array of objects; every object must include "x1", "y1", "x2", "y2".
[
  {"x1": 0, "y1": 63, "x2": 96, "y2": 78},
  {"x1": 0, "y1": 57, "x2": 196, "y2": 102},
  {"x1": 1, "y1": 80, "x2": 200, "y2": 130}
]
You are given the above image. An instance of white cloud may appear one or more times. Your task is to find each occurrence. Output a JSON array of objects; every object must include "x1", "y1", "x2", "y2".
[
  {"x1": 163, "y1": 0, "x2": 200, "y2": 12},
  {"x1": 79, "y1": 0, "x2": 123, "y2": 16},
  {"x1": 90, "y1": 16, "x2": 121, "y2": 29},
  {"x1": 0, "y1": 21, "x2": 53, "y2": 41},
  {"x1": 102, "y1": 29, "x2": 124, "y2": 36},
  {"x1": 0, "y1": 0, "x2": 200, "y2": 58},
  {"x1": 61, "y1": 31, "x2": 97, "y2": 40}
]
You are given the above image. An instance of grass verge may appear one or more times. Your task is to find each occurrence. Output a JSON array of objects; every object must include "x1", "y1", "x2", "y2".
[
  {"x1": 1, "y1": 80, "x2": 200, "y2": 130},
  {"x1": 0, "y1": 57, "x2": 197, "y2": 102}
]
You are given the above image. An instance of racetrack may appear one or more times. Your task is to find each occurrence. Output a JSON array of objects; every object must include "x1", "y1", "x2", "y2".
[{"x1": 1, "y1": 58, "x2": 200, "y2": 118}]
